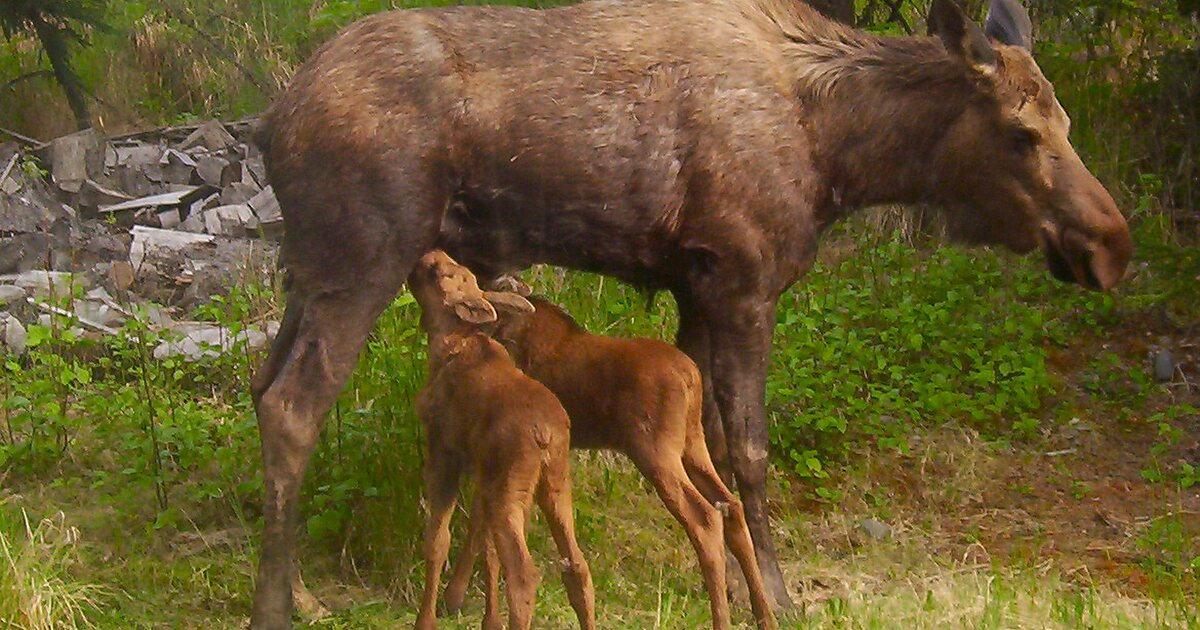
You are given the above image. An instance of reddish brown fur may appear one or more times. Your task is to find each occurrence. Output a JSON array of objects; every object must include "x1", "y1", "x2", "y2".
[
  {"x1": 443, "y1": 296, "x2": 778, "y2": 630},
  {"x1": 249, "y1": 1, "x2": 1132, "y2": 624},
  {"x1": 408, "y1": 252, "x2": 595, "y2": 630}
]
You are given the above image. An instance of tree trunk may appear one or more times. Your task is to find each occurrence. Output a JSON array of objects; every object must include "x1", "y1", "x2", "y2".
[{"x1": 29, "y1": 12, "x2": 92, "y2": 130}]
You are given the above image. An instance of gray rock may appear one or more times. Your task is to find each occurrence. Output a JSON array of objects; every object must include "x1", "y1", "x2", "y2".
[
  {"x1": 153, "y1": 321, "x2": 272, "y2": 361},
  {"x1": 0, "y1": 270, "x2": 88, "y2": 298},
  {"x1": 1, "y1": 313, "x2": 27, "y2": 354},
  {"x1": 0, "y1": 284, "x2": 23, "y2": 306},
  {"x1": 1154, "y1": 349, "x2": 1175, "y2": 383},
  {"x1": 856, "y1": 518, "x2": 892, "y2": 541},
  {"x1": 178, "y1": 121, "x2": 237, "y2": 152}
]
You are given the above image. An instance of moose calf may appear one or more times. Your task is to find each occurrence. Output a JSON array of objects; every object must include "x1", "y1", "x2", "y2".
[
  {"x1": 444, "y1": 293, "x2": 777, "y2": 630},
  {"x1": 409, "y1": 251, "x2": 595, "y2": 630}
]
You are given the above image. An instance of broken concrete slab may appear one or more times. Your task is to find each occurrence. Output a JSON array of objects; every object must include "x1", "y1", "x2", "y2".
[
  {"x1": 0, "y1": 284, "x2": 23, "y2": 306},
  {"x1": 178, "y1": 121, "x2": 237, "y2": 153},
  {"x1": 203, "y1": 204, "x2": 258, "y2": 236},
  {"x1": 99, "y1": 186, "x2": 210, "y2": 215},
  {"x1": 152, "y1": 320, "x2": 274, "y2": 361},
  {"x1": 195, "y1": 155, "x2": 229, "y2": 187},
  {"x1": 48, "y1": 129, "x2": 105, "y2": 194},
  {"x1": 128, "y1": 225, "x2": 215, "y2": 270},
  {"x1": 0, "y1": 270, "x2": 89, "y2": 299},
  {"x1": 1, "y1": 312, "x2": 26, "y2": 354},
  {"x1": 219, "y1": 181, "x2": 259, "y2": 206}
]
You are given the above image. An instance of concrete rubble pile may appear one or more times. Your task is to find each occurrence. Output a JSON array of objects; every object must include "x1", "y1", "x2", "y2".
[{"x1": 0, "y1": 119, "x2": 281, "y2": 359}]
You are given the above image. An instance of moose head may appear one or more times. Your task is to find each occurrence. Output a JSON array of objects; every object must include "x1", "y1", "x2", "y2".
[{"x1": 925, "y1": 0, "x2": 1132, "y2": 290}]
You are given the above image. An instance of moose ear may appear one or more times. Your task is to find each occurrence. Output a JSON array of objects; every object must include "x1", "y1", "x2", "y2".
[
  {"x1": 928, "y1": 0, "x2": 998, "y2": 75},
  {"x1": 984, "y1": 0, "x2": 1033, "y2": 50},
  {"x1": 453, "y1": 297, "x2": 498, "y2": 324},
  {"x1": 483, "y1": 291, "x2": 535, "y2": 315}
]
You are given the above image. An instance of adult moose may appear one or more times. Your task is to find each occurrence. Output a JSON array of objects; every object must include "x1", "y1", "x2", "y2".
[{"x1": 249, "y1": 0, "x2": 1132, "y2": 625}]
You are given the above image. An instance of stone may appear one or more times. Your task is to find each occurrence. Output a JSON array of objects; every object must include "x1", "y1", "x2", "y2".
[
  {"x1": 178, "y1": 120, "x2": 237, "y2": 152},
  {"x1": 153, "y1": 321, "x2": 272, "y2": 361},
  {"x1": 0, "y1": 270, "x2": 87, "y2": 299},
  {"x1": 856, "y1": 518, "x2": 892, "y2": 541},
  {"x1": 107, "y1": 262, "x2": 135, "y2": 291},
  {"x1": 1154, "y1": 349, "x2": 1175, "y2": 383},
  {"x1": 128, "y1": 225, "x2": 215, "y2": 270},
  {"x1": 1, "y1": 312, "x2": 27, "y2": 354},
  {"x1": 0, "y1": 284, "x2": 24, "y2": 306},
  {"x1": 49, "y1": 128, "x2": 104, "y2": 193}
]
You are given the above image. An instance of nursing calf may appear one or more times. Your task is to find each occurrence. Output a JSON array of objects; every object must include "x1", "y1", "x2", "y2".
[{"x1": 408, "y1": 251, "x2": 595, "y2": 630}]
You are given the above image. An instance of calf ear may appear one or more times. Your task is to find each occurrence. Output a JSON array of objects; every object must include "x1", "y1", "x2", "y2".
[
  {"x1": 928, "y1": 0, "x2": 998, "y2": 74},
  {"x1": 453, "y1": 297, "x2": 498, "y2": 324},
  {"x1": 484, "y1": 274, "x2": 533, "y2": 297},
  {"x1": 984, "y1": 0, "x2": 1033, "y2": 50},
  {"x1": 483, "y1": 291, "x2": 535, "y2": 315}
]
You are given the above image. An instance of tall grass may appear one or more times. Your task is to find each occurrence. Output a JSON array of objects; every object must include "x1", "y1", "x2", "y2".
[{"x1": 0, "y1": 505, "x2": 105, "y2": 630}]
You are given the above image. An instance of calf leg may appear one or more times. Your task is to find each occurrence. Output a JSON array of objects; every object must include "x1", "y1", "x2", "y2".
[
  {"x1": 535, "y1": 456, "x2": 596, "y2": 630},
  {"x1": 415, "y1": 456, "x2": 462, "y2": 630},
  {"x1": 637, "y1": 457, "x2": 730, "y2": 630},
  {"x1": 485, "y1": 482, "x2": 540, "y2": 630},
  {"x1": 444, "y1": 489, "x2": 486, "y2": 614},
  {"x1": 705, "y1": 300, "x2": 793, "y2": 609},
  {"x1": 683, "y1": 436, "x2": 778, "y2": 630},
  {"x1": 481, "y1": 537, "x2": 502, "y2": 630}
]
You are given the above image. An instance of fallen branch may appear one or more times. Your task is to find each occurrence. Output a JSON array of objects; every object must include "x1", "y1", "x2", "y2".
[{"x1": 0, "y1": 126, "x2": 47, "y2": 148}]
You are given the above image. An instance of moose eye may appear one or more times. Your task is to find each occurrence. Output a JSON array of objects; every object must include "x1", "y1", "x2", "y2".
[{"x1": 1009, "y1": 127, "x2": 1038, "y2": 155}]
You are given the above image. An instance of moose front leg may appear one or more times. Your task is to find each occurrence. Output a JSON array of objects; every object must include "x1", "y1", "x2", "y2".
[{"x1": 705, "y1": 298, "x2": 793, "y2": 609}]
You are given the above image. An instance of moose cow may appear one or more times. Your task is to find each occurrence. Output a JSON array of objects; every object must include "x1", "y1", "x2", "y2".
[{"x1": 249, "y1": 0, "x2": 1132, "y2": 625}]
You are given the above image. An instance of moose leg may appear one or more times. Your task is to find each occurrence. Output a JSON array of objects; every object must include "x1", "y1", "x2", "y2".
[
  {"x1": 683, "y1": 436, "x2": 778, "y2": 629},
  {"x1": 249, "y1": 279, "x2": 405, "y2": 628},
  {"x1": 415, "y1": 456, "x2": 462, "y2": 630},
  {"x1": 706, "y1": 299, "x2": 793, "y2": 609}
]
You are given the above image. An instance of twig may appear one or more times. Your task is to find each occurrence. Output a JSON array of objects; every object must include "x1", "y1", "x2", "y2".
[
  {"x1": 1, "y1": 70, "x2": 54, "y2": 93},
  {"x1": 1044, "y1": 448, "x2": 1077, "y2": 457}
]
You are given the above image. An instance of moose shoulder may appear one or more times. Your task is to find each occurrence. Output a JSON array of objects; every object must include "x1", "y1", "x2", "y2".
[{"x1": 249, "y1": 0, "x2": 1132, "y2": 626}]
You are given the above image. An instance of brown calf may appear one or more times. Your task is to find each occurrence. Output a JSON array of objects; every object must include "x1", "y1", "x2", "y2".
[
  {"x1": 443, "y1": 295, "x2": 777, "y2": 630},
  {"x1": 408, "y1": 251, "x2": 595, "y2": 630}
]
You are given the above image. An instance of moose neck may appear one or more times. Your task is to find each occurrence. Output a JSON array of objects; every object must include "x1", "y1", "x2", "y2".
[{"x1": 796, "y1": 34, "x2": 982, "y2": 218}]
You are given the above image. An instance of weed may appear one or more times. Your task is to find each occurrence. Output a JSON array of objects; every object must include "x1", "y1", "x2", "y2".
[{"x1": 0, "y1": 503, "x2": 105, "y2": 630}]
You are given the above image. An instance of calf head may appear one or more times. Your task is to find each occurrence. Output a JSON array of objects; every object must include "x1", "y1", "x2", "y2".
[
  {"x1": 926, "y1": 0, "x2": 1132, "y2": 290},
  {"x1": 409, "y1": 250, "x2": 535, "y2": 340}
]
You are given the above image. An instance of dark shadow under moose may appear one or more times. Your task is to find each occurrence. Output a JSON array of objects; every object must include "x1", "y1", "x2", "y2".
[{"x1": 248, "y1": 0, "x2": 1133, "y2": 626}]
